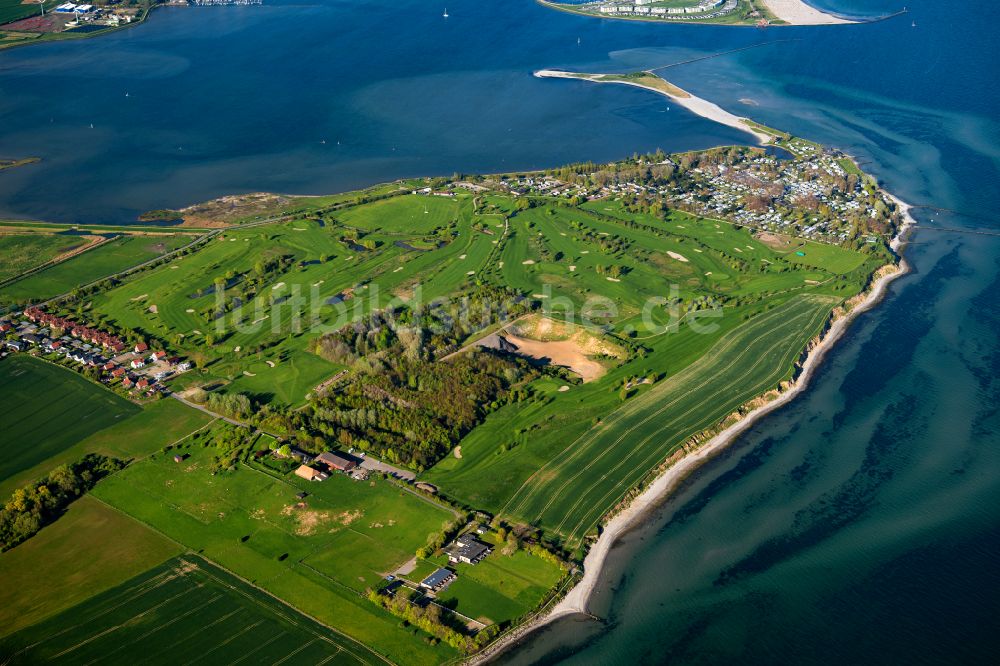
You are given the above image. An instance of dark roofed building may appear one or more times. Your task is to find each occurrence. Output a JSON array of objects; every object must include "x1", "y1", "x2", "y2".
[
  {"x1": 316, "y1": 451, "x2": 358, "y2": 472},
  {"x1": 419, "y1": 568, "x2": 456, "y2": 592},
  {"x1": 447, "y1": 535, "x2": 491, "y2": 565}
]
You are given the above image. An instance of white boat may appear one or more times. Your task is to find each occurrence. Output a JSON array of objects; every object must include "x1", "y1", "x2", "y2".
[{"x1": 443, "y1": 8, "x2": 448, "y2": 18}]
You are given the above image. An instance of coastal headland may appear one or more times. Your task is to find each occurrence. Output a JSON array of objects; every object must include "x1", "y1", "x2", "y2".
[{"x1": 1, "y1": 68, "x2": 911, "y2": 666}]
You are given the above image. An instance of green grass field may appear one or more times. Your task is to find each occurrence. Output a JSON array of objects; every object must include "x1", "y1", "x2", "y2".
[
  {"x1": 91, "y1": 446, "x2": 459, "y2": 664},
  {"x1": 0, "y1": 397, "x2": 214, "y2": 499},
  {"x1": 0, "y1": 355, "x2": 140, "y2": 485},
  {"x1": 0, "y1": 553, "x2": 386, "y2": 665},
  {"x1": 427, "y1": 295, "x2": 836, "y2": 547},
  {"x1": 408, "y1": 536, "x2": 564, "y2": 626},
  {"x1": 0, "y1": 234, "x2": 193, "y2": 304},
  {"x1": 504, "y1": 295, "x2": 833, "y2": 544},
  {"x1": 0, "y1": 233, "x2": 82, "y2": 283},
  {"x1": 0, "y1": 496, "x2": 182, "y2": 637}
]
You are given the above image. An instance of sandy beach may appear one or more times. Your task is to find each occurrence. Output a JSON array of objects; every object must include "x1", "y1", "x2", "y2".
[
  {"x1": 762, "y1": 0, "x2": 856, "y2": 25},
  {"x1": 473, "y1": 200, "x2": 916, "y2": 663},
  {"x1": 534, "y1": 70, "x2": 773, "y2": 145}
]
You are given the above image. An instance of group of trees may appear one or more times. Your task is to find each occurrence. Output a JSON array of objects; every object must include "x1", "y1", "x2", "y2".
[
  {"x1": 314, "y1": 286, "x2": 536, "y2": 367},
  {"x1": 306, "y1": 350, "x2": 537, "y2": 470},
  {"x1": 0, "y1": 454, "x2": 126, "y2": 551},
  {"x1": 367, "y1": 587, "x2": 479, "y2": 652}
]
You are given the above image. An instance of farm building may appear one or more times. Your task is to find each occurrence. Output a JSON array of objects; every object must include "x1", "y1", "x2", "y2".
[
  {"x1": 446, "y1": 535, "x2": 491, "y2": 565},
  {"x1": 316, "y1": 451, "x2": 358, "y2": 472},
  {"x1": 295, "y1": 465, "x2": 329, "y2": 482},
  {"x1": 419, "y1": 568, "x2": 456, "y2": 592}
]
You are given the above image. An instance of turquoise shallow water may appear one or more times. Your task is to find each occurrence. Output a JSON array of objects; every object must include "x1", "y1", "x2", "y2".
[{"x1": 1, "y1": 1, "x2": 998, "y2": 663}]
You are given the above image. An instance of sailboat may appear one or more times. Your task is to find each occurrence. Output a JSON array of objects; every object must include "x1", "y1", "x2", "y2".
[
  {"x1": 443, "y1": 8, "x2": 448, "y2": 18},
  {"x1": 911, "y1": 20, "x2": 916, "y2": 27}
]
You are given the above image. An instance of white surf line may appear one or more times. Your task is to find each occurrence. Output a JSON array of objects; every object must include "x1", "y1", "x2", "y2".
[{"x1": 534, "y1": 70, "x2": 772, "y2": 145}]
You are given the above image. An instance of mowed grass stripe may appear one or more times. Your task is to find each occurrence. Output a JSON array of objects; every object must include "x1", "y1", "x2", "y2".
[
  {"x1": 533, "y1": 304, "x2": 820, "y2": 525},
  {"x1": 501, "y1": 300, "x2": 801, "y2": 517},
  {"x1": 558, "y1": 300, "x2": 833, "y2": 543},
  {"x1": 546, "y1": 300, "x2": 830, "y2": 532},
  {"x1": 504, "y1": 296, "x2": 833, "y2": 536}
]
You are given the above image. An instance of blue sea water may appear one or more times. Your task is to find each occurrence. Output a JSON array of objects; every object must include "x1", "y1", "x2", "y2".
[{"x1": 1, "y1": 0, "x2": 998, "y2": 663}]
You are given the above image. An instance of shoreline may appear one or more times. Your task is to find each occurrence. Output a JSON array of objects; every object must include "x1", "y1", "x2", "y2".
[
  {"x1": 474, "y1": 200, "x2": 916, "y2": 663},
  {"x1": 761, "y1": 0, "x2": 855, "y2": 25},
  {"x1": 534, "y1": 70, "x2": 773, "y2": 145},
  {"x1": 537, "y1": 0, "x2": 858, "y2": 26}
]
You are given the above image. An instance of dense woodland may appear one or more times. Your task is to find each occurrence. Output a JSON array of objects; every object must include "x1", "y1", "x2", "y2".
[{"x1": 305, "y1": 350, "x2": 538, "y2": 469}]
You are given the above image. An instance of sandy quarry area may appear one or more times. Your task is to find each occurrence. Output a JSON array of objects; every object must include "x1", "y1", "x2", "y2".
[{"x1": 504, "y1": 334, "x2": 607, "y2": 383}]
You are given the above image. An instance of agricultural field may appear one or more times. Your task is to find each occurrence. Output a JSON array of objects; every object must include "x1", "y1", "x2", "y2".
[
  {"x1": 0, "y1": 397, "x2": 213, "y2": 499},
  {"x1": 91, "y1": 443, "x2": 460, "y2": 664},
  {"x1": 0, "y1": 233, "x2": 193, "y2": 305},
  {"x1": 0, "y1": 355, "x2": 140, "y2": 484},
  {"x1": 0, "y1": 233, "x2": 83, "y2": 283},
  {"x1": 0, "y1": 554, "x2": 385, "y2": 665},
  {"x1": 0, "y1": 496, "x2": 181, "y2": 637}
]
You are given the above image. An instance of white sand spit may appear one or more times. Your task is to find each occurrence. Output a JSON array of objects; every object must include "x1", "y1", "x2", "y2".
[{"x1": 761, "y1": 0, "x2": 855, "y2": 24}]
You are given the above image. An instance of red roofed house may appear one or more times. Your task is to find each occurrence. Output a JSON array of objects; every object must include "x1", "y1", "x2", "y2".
[
  {"x1": 122, "y1": 377, "x2": 134, "y2": 389},
  {"x1": 131, "y1": 358, "x2": 145, "y2": 369},
  {"x1": 136, "y1": 378, "x2": 149, "y2": 390},
  {"x1": 134, "y1": 342, "x2": 148, "y2": 354},
  {"x1": 149, "y1": 350, "x2": 167, "y2": 362}
]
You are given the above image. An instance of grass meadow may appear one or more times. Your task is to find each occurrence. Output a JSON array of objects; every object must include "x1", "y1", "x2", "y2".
[
  {"x1": 0, "y1": 397, "x2": 214, "y2": 499},
  {"x1": 0, "y1": 233, "x2": 192, "y2": 303},
  {"x1": 0, "y1": 496, "x2": 182, "y2": 638},
  {"x1": 0, "y1": 233, "x2": 82, "y2": 283}
]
